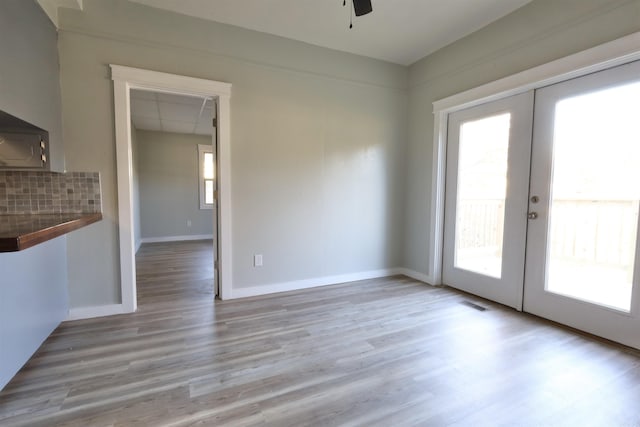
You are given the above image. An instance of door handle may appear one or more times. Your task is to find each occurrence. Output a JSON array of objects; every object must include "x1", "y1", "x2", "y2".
[{"x1": 528, "y1": 212, "x2": 538, "y2": 220}]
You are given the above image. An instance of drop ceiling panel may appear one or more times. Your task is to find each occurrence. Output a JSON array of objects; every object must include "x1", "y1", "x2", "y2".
[
  {"x1": 132, "y1": 116, "x2": 162, "y2": 132},
  {"x1": 130, "y1": 98, "x2": 160, "y2": 119},
  {"x1": 194, "y1": 121, "x2": 213, "y2": 136},
  {"x1": 131, "y1": 90, "x2": 157, "y2": 101},
  {"x1": 156, "y1": 92, "x2": 206, "y2": 106},
  {"x1": 203, "y1": 104, "x2": 216, "y2": 118},
  {"x1": 131, "y1": 89, "x2": 214, "y2": 135},
  {"x1": 158, "y1": 102, "x2": 201, "y2": 124},
  {"x1": 161, "y1": 119, "x2": 196, "y2": 134}
]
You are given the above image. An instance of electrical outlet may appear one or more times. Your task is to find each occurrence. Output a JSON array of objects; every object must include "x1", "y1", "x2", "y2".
[
  {"x1": 186, "y1": 220, "x2": 192, "y2": 227},
  {"x1": 254, "y1": 254, "x2": 263, "y2": 267}
]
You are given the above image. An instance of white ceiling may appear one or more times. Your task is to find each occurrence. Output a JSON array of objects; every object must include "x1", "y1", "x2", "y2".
[
  {"x1": 130, "y1": 90, "x2": 215, "y2": 135},
  {"x1": 128, "y1": 0, "x2": 533, "y2": 65}
]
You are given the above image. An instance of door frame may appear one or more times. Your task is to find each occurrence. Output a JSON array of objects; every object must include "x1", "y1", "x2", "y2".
[
  {"x1": 428, "y1": 31, "x2": 640, "y2": 286},
  {"x1": 442, "y1": 92, "x2": 533, "y2": 310},
  {"x1": 111, "y1": 65, "x2": 233, "y2": 312}
]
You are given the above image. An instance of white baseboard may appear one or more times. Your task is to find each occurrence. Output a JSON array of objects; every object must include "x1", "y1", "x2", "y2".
[
  {"x1": 396, "y1": 268, "x2": 434, "y2": 285},
  {"x1": 67, "y1": 304, "x2": 127, "y2": 321},
  {"x1": 65, "y1": 269, "x2": 435, "y2": 320},
  {"x1": 141, "y1": 234, "x2": 214, "y2": 243},
  {"x1": 230, "y1": 268, "x2": 405, "y2": 299}
]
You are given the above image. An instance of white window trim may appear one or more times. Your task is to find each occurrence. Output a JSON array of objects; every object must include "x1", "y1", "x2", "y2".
[
  {"x1": 198, "y1": 144, "x2": 214, "y2": 210},
  {"x1": 428, "y1": 31, "x2": 640, "y2": 287}
]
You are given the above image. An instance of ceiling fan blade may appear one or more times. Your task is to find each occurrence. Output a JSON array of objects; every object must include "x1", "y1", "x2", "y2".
[{"x1": 352, "y1": 0, "x2": 372, "y2": 16}]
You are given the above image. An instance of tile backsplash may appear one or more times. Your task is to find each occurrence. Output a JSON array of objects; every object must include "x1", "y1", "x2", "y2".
[{"x1": 0, "y1": 171, "x2": 102, "y2": 215}]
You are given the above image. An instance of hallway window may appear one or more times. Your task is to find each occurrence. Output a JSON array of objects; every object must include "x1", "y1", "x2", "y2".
[{"x1": 198, "y1": 144, "x2": 214, "y2": 209}]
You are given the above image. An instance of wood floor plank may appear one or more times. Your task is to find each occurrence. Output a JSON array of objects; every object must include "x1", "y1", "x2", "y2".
[{"x1": 1, "y1": 240, "x2": 639, "y2": 426}]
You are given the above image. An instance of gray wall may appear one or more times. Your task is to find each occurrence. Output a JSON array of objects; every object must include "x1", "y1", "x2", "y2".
[
  {"x1": 0, "y1": 0, "x2": 65, "y2": 172},
  {"x1": 0, "y1": 237, "x2": 68, "y2": 391},
  {"x1": 58, "y1": 0, "x2": 408, "y2": 306},
  {"x1": 403, "y1": 0, "x2": 640, "y2": 277},
  {"x1": 137, "y1": 130, "x2": 214, "y2": 239},
  {"x1": 0, "y1": 0, "x2": 69, "y2": 391},
  {"x1": 131, "y1": 126, "x2": 142, "y2": 251},
  {"x1": 55, "y1": 0, "x2": 640, "y2": 307}
]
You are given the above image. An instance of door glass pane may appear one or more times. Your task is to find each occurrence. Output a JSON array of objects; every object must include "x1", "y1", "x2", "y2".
[
  {"x1": 546, "y1": 82, "x2": 640, "y2": 311},
  {"x1": 454, "y1": 113, "x2": 511, "y2": 278}
]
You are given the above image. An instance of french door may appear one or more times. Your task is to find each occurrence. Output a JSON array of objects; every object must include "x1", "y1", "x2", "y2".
[
  {"x1": 443, "y1": 91, "x2": 533, "y2": 310},
  {"x1": 524, "y1": 61, "x2": 640, "y2": 349},
  {"x1": 443, "y1": 61, "x2": 640, "y2": 349}
]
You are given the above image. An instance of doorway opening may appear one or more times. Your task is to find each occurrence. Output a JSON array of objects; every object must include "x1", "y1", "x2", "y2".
[
  {"x1": 111, "y1": 65, "x2": 232, "y2": 312},
  {"x1": 129, "y1": 89, "x2": 218, "y2": 304}
]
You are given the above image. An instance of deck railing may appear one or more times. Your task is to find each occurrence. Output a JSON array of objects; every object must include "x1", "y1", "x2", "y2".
[{"x1": 457, "y1": 199, "x2": 639, "y2": 268}]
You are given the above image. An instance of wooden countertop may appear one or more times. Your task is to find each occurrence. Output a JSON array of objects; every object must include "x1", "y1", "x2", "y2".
[{"x1": 0, "y1": 213, "x2": 103, "y2": 252}]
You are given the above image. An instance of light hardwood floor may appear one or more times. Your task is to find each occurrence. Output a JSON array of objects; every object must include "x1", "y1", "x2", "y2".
[{"x1": 1, "y1": 240, "x2": 639, "y2": 426}]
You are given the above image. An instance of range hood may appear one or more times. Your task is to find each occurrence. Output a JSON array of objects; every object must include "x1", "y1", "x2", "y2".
[{"x1": 0, "y1": 110, "x2": 49, "y2": 170}]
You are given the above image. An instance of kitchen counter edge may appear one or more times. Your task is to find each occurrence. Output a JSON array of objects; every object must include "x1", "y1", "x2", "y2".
[{"x1": 0, "y1": 213, "x2": 103, "y2": 252}]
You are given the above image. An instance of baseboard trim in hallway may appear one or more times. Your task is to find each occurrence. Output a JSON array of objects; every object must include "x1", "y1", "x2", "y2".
[{"x1": 140, "y1": 235, "x2": 214, "y2": 244}]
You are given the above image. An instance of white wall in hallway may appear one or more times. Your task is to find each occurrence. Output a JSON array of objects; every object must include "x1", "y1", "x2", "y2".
[{"x1": 137, "y1": 130, "x2": 214, "y2": 240}]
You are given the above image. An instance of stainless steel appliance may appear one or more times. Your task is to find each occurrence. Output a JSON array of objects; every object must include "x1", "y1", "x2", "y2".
[{"x1": 0, "y1": 110, "x2": 49, "y2": 170}]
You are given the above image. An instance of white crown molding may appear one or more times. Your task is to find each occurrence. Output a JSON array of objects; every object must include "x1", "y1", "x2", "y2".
[{"x1": 36, "y1": 0, "x2": 83, "y2": 28}]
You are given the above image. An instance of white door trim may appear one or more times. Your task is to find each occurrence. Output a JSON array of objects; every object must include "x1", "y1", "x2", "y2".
[
  {"x1": 111, "y1": 65, "x2": 233, "y2": 312},
  {"x1": 429, "y1": 31, "x2": 640, "y2": 286}
]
